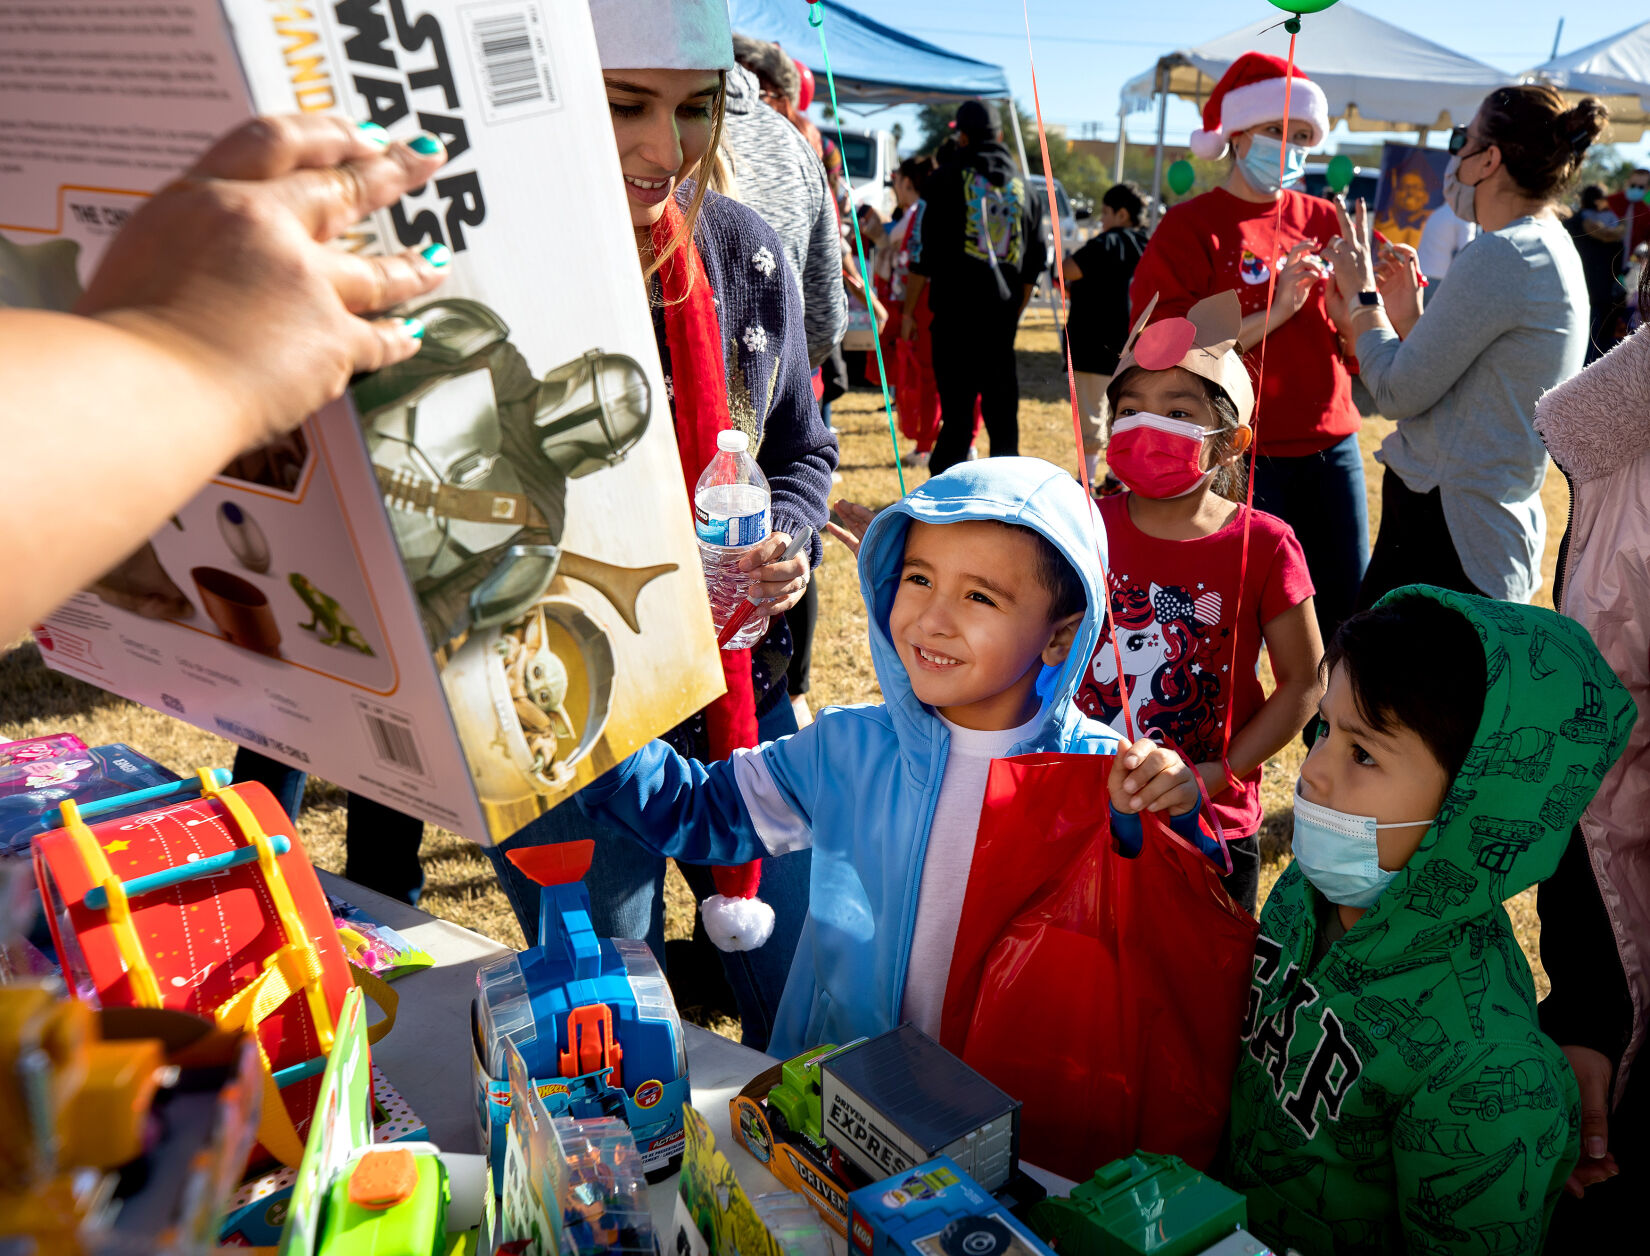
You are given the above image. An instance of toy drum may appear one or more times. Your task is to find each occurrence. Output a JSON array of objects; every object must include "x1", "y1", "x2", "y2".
[{"x1": 32, "y1": 772, "x2": 358, "y2": 1168}]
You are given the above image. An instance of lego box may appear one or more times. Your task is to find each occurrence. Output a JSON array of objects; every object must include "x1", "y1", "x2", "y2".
[
  {"x1": 848, "y1": 1159, "x2": 1054, "y2": 1256},
  {"x1": 0, "y1": 0, "x2": 724, "y2": 843}
]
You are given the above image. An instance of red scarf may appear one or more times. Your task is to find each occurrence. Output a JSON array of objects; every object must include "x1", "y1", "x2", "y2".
[{"x1": 653, "y1": 201, "x2": 762, "y2": 901}]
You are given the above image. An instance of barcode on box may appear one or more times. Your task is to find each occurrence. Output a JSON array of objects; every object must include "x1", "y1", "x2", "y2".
[
  {"x1": 463, "y1": 2, "x2": 558, "y2": 124},
  {"x1": 354, "y1": 698, "x2": 427, "y2": 778}
]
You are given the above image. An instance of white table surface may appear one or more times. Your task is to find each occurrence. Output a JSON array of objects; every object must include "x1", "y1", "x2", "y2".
[{"x1": 317, "y1": 871, "x2": 786, "y2": 1227}]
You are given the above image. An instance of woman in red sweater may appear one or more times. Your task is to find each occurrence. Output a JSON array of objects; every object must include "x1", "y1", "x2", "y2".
[{"x1": 1130, "y1": 52, "x2": 1364, "y2": 644}]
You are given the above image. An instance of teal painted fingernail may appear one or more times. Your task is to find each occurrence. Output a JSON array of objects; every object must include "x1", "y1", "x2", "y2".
[
  {"x1": 408, "y1": 132, "x2": 443, "y2": 156},
  {"x1": 400, "y1": 316, "x2": 425, "y2": 341},
  {"x1": 355, "y1": 120, "x2": 390, "y2": 149},
  {"x1": 421, "y1": 243, "x2": 452, "y2": 269}
]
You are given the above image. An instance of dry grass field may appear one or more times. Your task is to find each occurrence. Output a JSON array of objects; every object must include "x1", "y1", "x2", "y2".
[{"x1": 0, "y1": 306, "x2": 1570, "y2": 1029}]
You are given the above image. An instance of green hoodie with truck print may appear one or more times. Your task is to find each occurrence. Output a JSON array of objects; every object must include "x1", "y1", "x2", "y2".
[{"x1": 1223, "y1": 588, "x2": 1637, "y2": 1255}]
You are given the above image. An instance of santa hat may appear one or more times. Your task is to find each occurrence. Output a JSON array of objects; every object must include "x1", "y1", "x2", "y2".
[
  {"x1": 589, "y1": 0, "x2": 734, "y2": 71},
  {"x1": 1189, "y1": 52, "x2": 1330, "y2": 161},
  {"x1": 702, "y1": 861, "x2": 774, "y2": 952}
]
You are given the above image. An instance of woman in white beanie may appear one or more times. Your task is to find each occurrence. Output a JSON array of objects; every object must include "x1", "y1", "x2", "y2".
[
  {"x1": 1130, "y1": 51, "x2": 1366, "y2": 651},
  {"x1": 485, "y1": 0, "x2": 831, "y2": 1050}
]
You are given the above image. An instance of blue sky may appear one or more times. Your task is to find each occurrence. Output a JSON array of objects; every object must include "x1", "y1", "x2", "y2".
[{"x1": 816, "y1": 1, "x2": 1650, "y2": 164}]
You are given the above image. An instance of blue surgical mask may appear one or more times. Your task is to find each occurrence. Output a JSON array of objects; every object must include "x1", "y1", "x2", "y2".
[
  {"x1": 1627, "y1": 186, "x2": 1647, "y2": 203},
  {"x1": 1238, "y1": 133, "x2": 1308, "y2": 196},
  {"x1": 1290, "y1": 782, "x2": 1435, "y2": 909}
]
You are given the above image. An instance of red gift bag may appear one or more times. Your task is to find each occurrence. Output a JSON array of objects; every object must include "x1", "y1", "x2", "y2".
[{"x1": 939, "y1": 753, "x2": 1259, "y2": 1182}]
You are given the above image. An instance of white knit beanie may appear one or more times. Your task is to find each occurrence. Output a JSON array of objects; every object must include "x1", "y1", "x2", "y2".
[{"x1": 588, "y1": 0, "x2": 734, "y2": 71}]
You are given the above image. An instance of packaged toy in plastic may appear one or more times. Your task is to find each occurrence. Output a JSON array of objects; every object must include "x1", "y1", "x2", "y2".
[
  {"x1": 329, "y1": 893, "x2": 435, "y2": 982},
  {"x1": 0, "y1": 741, "x2": 177, "y2": 855},
  {"x1": 0, "y1": 733, "x2": 88, "y2": 765}
]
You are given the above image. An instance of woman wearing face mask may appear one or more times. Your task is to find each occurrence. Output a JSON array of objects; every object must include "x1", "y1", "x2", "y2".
[
  {"x1": 484, "y1": 0, "x2": 835, "y2": 1050},
  {"x1": 1129, "y1": 52, "x2": 1365, "y2": 650},
  {"x1": 1322, "y1": 85, "x2": 1606, "y2": 609}
]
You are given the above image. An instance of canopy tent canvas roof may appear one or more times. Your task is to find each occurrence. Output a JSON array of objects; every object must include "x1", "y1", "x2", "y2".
[
  {"x1": 1523, "y1": 21, "x2": 1650, "y2": 143},
  {"x1": 727, "y1": 0, "x2": 1009, "y2": 104},
  {"x1": 1120, "y1": 3, "x2": 1508, "y2": 134}
]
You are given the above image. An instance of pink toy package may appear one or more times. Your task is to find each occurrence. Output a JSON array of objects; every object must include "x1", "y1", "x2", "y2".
[{"x1": 0, "y1": 734, "x2": 89, "y2": 767}]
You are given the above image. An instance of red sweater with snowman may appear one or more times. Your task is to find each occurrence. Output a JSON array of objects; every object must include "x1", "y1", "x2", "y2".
[{"x1": 1130, "y1": 187, "x2": 1360, "y2": 457}]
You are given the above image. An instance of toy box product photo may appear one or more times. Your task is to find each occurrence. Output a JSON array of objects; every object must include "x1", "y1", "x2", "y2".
[
  {"x1": 473, "y1": 841, "x2": 690, "y2": 1182},
  {"x1": 731, "y1": 1026, "x2": 1035, "y2": 1237},
  {"x1": 847, "y1": 1158, "x2": 1055, "y2": 1256},
  {"x1": 673, "y1": 1104, "x2": 844, "y2": 1256},
  {"x1": 0, "y1": 0, "x2": 725, "y2": 846},
  {"x1": 496, "y1": 1041, "x2": 654, "y2": 1256}
]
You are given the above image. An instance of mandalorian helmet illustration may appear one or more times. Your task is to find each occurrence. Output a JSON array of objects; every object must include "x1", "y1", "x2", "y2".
[{"x1": 352, "y1": 299, "x2": 653, "y2": 647}]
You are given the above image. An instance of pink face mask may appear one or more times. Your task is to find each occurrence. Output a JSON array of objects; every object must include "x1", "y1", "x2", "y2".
[{"x1": 1107, "y1": 412, "x2": 1218, "y2": 499}]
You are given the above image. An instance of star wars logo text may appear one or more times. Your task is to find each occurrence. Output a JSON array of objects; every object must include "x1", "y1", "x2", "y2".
[
  {"x1": 334, "y1": 0, "x2": 488, "y2": 252},
  {"x1": 826, "y1": 1091, "x2": 915, "y2": 1179}
]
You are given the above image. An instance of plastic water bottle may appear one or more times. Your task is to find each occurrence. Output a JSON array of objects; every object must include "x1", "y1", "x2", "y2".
[{"x1": 695, "y1": 430, "x2": 771, "y2": 650}]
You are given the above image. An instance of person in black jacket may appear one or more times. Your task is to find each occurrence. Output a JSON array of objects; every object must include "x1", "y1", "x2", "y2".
[
  {"x1": 904, "y1": 100, "x2": 1046, "y2": 475},
  {"x1": 1061, "y1": 181, "x2": 1148, "y2": 487}
]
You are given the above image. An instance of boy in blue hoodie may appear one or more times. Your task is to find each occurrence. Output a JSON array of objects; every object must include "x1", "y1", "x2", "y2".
[{"x1": 581, "y1": 457, "x2": 1202, "y2": 1058}]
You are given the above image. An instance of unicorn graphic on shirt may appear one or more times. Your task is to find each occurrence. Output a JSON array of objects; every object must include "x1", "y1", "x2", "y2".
[{"x1": 1081, "y1": 581, "x2": 1225, "y2": 754}]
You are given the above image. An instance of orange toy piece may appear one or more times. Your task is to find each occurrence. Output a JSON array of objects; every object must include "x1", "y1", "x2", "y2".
[
  {"x1": 31, "y1": 775, "x2": 355, "y2": 1168},
  {"x1": 348, "y1": 1147, "x2": 420, "y2": 1210},
  {"x1": 560, "y1": 1002, "x2": 623, "y2": 1088}
]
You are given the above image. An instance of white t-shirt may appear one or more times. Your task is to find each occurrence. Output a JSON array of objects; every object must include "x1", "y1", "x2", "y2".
[
  {"x1": 1417, "y1": 202, "x2": 1479, "y2": 282},
  {"x1": 898, "y1": 712, "x2": 1042, "y2": 1039}
]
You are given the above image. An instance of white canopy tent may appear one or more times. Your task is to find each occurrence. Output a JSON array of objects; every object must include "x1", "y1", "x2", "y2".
[
  {"x1": 1119, "y1": 4, "x2": 1509, "y2": 224},
  {"x1": 1523, "y1": 20, "x2": 1650, "y2": 143}
]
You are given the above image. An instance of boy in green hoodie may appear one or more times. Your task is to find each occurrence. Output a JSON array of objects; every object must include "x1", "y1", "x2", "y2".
[{"x1": 1225, "y1": 586, "x2": 1636, "y2": 1255}]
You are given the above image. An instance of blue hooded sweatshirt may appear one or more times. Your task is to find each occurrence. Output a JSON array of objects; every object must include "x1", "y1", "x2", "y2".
[{"x1": 581, "y1": 457, "x2": 1181, "y2": 1058}]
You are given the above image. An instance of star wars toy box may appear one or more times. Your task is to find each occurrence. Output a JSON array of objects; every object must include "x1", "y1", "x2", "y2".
[
  {"x1": 0, "y1": 0, "x2": 724, "y2": 844},
  {"x1": 847, "y1": 1159, "x2": 1054, "y2": 1256}
]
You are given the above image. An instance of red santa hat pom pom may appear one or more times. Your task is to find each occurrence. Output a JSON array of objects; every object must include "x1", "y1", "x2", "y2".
[
  {"x1": 702, "y1": 860, "x2": 774, "y2": 952},
  {"x1": 1188, "y1": 51, "x2": 1330, "y2": 160}
]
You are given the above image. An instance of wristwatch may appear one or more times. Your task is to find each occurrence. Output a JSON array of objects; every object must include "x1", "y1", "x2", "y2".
[{"x1": 1357, "y1": 290, "x2": 1384, "y2": 308}]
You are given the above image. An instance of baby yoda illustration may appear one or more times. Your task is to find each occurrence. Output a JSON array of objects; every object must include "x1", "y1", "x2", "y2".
[
  {"x1": 289, "y1": 573, "x2": 374, "y2": 654},
  {"x1": 497, "y1": 607, "x2": 576, "y2": 787}
]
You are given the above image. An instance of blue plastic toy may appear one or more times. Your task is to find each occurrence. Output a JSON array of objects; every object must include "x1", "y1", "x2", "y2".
[{"x1": 471, "y1": 840, "x2": 690, "y2": 1184}]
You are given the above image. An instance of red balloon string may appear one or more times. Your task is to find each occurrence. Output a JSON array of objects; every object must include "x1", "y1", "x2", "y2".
[
  {"x1": 1019, "y1": 0, "x2": 1135, "y2": 743},
  {"x1": 1219, "y1": 26, "x2": 1299, "y2": 765}
]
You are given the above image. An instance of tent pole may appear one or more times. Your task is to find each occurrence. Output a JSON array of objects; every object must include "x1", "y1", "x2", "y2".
[
  {"x1": 1006, "y1": 96, "x2": 1032, "y2": 176},
  {"x1": 1115, "y1": 104, "x2": 1127, "y2": 182},
  {"x1": 1150, "y1": 62, "x2": 1168, "y2": 231}
]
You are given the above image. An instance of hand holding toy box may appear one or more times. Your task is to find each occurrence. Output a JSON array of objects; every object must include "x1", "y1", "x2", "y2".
[{"x1": 0, "y1": 0, "x2": 724, "y2": 845}]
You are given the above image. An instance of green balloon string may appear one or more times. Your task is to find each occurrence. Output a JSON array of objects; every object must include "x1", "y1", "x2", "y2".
[{"x1": 812, "y1": 1, "x2": 906, "y2": 496}]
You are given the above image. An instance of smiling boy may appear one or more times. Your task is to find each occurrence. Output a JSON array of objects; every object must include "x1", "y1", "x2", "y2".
[
  {"x1": 577, "y1": 457, "x2": 1203, "y2": 1057},
  {"x1": 1224, "y1": 587, "x2": 1637, "y2": 1255}
]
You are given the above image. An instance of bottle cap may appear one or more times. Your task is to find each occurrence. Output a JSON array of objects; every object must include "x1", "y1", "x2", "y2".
[{"x1": 716, "y1": 430, "x2": 749, "y2": 453}]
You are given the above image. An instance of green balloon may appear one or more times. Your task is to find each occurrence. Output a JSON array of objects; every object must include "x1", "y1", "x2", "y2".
[
  {"x1": 1167, "y1": 160, "x2": 1196, "y2": 197},
  {"x1": 1326, "y1": 154, "x2": 1355, "y2": 193},
  {"x1": 1267, "y1": 0, "x2": 1340, "y2": 11}
]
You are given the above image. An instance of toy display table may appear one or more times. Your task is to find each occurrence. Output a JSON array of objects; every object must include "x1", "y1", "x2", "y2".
[{"x1": 313, "y1": 872, "x2": 788, "y2": 1228}]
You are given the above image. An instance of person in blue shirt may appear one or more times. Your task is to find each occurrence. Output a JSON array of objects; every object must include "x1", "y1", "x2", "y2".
[{"x1": 579, "y1": 457, "x2": 1204, "y2": 1058}]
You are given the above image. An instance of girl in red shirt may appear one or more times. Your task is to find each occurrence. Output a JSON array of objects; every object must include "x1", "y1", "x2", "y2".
[
  {"x1": 1077, "y1": 292, "x2": 1323, "y2": 911},
  {"x1": 1130, "y1": 52, "x2": 1365, "y2": 649}
]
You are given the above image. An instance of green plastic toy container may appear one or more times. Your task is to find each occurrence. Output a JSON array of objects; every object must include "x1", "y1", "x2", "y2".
[{"x1": 1028, "y1": 1152, "x2": 1246, "y2": 1256}]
